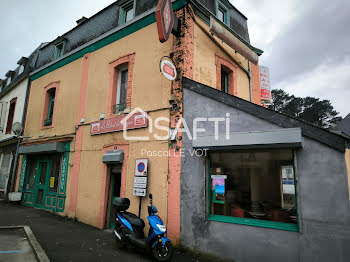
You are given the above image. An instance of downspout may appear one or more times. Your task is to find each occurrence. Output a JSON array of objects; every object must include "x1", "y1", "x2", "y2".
[
  {"x1": 248, "y1": 61, "x2": 253, "y2": 102},
  {"x1": 9, "y1": 77, "x2": 31, "y2": 193}
]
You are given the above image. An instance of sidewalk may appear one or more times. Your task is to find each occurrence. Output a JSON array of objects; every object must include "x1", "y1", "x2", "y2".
[{"x1": 0, "y1": 201, "x2": 222, "y2": 262}]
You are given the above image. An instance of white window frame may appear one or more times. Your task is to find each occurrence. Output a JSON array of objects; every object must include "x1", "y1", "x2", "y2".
[
  {"x1": 6, "y1": 77, "x2": 11, "y2": 86},
  {"x1": 19, "y1": 64, "x2": 25, "y2": 75}
]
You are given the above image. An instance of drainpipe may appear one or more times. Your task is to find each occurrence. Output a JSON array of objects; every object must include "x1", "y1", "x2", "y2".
[
  {"x1": 248, "y1": 61, "x2": 253, "y2": 102},
  {"x1": 9, "y1": 77, "x2": 31, "y2": 193}
]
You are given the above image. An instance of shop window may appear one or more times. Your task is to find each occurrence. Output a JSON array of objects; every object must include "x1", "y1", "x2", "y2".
[
  {"x1": 208, "y1": 149, "x2": 298, "y2": 230},
  {"x1": 48, "y1": 155, "x2": 61, "y2": 192},
  {"x1": 0, "y1": 153, "x2": 13, "y2": 191},
  {"x1": 118, "y1": 0, "x2": 135, "y2": 25},
  {"x1": 108, "y1": 53, "x2": 135, "y2": 114},
  {"x1": 216, "y1": 55, "x2": 237, "y2": 96},
  {"x1": 5, "y1": 98, "x2": 17, "y2": 134},
  {"x1": 54, "y1": 41, "x2": 66, "y2": 59}
]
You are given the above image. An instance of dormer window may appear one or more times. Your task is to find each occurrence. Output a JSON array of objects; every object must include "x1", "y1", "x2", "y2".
[
  {"x1": 54, "y1": 41, "x2": 66, "y2": 59},
  {"x1": 5, "y1": 71, "x2": 14, "y2": 86},
  {"x1": 216, "y1": 0, "x2": 230, "y2": 26},
  {"x1": 17, "y1": 57, "x2": 28, "y2": 75},
  {"x1": 6, "y1": 77, "x2": 11, "y2": 86},
  {"x1": 118, "y1": 0, "x2": 135, "y2": 25},
  {"x1": 18, "y1": 65, "x2": 25, "y2": 75}
]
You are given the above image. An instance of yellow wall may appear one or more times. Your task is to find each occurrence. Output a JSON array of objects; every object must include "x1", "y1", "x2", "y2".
[
  {"x1": 21, "y1": 22, "x2": 174, "y2": 229},
  {"x1": 193, "y1": 18, "x2": 251, "y2": 101}
]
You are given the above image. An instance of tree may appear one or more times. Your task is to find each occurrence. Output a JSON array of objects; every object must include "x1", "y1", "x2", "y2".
[{"x1": 268, "y1": 89, "x2": 342, "y2": 129}]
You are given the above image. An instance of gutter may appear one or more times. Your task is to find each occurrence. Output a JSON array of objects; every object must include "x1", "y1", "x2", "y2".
[{"x1": 248, "y1": 62, "x2": 253, "y2": 102}]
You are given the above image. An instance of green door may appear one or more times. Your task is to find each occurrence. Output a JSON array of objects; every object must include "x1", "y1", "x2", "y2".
[
  {"x1": 34, "y1": 160, "x2": 51, "y2": 208},
  {"x1": 109, "y1": 171, "x2": 121, "y2": 228}
]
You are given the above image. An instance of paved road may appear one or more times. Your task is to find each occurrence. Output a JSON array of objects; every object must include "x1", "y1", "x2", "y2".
[{"x1": 0, "y1": 201, "x2": 220, "y2": 262}]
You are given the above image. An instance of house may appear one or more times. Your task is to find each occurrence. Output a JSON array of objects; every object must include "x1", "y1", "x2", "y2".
[
  {"x1": 0, "y1": 46, "x2": 42, "y2": 198},
  {"x1": 13, "y1": 0, "x2": 263, "y2": 243},
  {"x1": 180, "y1": 77, "x2": 350, "y2": 262}
]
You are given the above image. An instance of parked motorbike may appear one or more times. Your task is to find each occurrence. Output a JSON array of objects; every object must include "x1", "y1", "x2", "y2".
[{"x1": 113, "y1": 194, "x2": 173, "y2": 261}]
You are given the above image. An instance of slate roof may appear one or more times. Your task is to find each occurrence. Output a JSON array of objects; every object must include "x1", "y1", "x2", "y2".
[
  {"x1": 335, "y1": 114, "x2": 350, "y2": 137},
  {"x1": 182, "y1": 77, "x2": 349, "y2": 152}
]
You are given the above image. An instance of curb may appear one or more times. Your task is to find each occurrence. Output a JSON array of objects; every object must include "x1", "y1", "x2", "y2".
[{"x1": 0, "y1": 225, "x2": 50, "y2": 262}]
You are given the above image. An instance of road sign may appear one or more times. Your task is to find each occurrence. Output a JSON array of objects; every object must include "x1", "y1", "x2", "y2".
[
  {"x1": 155, "y1": 0, "x2": 174, "y2": 43},
  {"x1": 135, "y1": 159, "x2": 148, "y2": 176},
  {"x1": 134, "y1": 177, "x2": 147, "y2": 189},
  {"x1": 133, "y1": 188, "x2": 146, "y2": 197}
]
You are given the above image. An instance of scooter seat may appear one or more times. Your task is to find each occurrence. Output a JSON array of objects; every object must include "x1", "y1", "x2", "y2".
[{"x1": 121, "y1": 212, "x2": 145, "y2": 228}]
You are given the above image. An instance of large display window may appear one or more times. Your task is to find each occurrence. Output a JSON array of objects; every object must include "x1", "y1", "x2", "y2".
[{"x1": 208, "y1": 149, "x2": 298, "y2": 231}]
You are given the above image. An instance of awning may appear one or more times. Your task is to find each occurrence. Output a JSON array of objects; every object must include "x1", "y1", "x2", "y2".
[
  {"x1": 193, "y1": 128, "x2": 303, "y2": 150},
  {"x1": 18, "y1": 142, "x2": 66, "y2": 155},
  {"x1": 102, "y1": 150, "x2": 124, "y2": 164}
]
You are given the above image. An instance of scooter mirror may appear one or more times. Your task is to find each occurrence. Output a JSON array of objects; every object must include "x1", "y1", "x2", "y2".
[{"x1": 149, "y1": 194, "x2": 152, "y2": 199}]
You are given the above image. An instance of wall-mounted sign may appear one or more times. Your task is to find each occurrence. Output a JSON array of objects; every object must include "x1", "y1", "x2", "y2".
[
  {"x1": 133, "y1": 159, "x2": 148, "y2": 197},
  {"x1": 259, "y1": 66, "x2": 271, "y2": 101},
  {"x1": 156, "y1": 0, "x2": 174, "y2": 43},
  {"x1": 135, "y1": 159, "x2": 148, "y2": 176},
  {"x1": 90, "y1": 112, "x2": 148, "y2": 135},
  {"x1": 209, "y1": 16, "x2": 259, "y2": 65},
  {"x1": 160, "y1": 58, "x2": 177, "y2": 81}
]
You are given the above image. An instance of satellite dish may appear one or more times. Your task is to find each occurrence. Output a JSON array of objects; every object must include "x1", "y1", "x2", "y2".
[{"x1": 12, "y1": 122, "x2": 22, "y2": 136}]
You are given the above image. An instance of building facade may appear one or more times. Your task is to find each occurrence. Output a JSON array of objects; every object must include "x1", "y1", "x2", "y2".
[
  {"x1": 0, "y1": 48, "x2": 41, "y2": 197},
  {"x1": 13, "y1": 0, "x2": 262, "y2": 243}
]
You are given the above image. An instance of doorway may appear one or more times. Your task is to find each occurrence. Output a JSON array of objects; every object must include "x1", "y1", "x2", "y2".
[
  {"x1": 108, "y1": 166, "x2": 122, "y2": 228},
  {"x1": 34, "y1": 160, "x2": 51, "y2": 208}
]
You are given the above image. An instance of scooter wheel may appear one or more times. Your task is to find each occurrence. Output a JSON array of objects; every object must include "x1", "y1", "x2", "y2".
[
  {"x1": 114, "y1": 231, "x2": 126, "y2": 249},
  {"x1": 152, "y1": 242, "x2": 173, "y2": 262}
]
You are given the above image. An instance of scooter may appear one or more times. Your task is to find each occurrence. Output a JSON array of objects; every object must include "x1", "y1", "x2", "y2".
[{"x1": 113, "y1": 194, "x2": 173, "y2": 261}]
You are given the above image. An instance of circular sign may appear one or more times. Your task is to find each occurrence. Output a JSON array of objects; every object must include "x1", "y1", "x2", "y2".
[
  {"x1": 137, "y1": 162, "x2": 145, "y2": 173},
  {"x1": 161, "y1": 59, "x2": 177, "y2": 81}
]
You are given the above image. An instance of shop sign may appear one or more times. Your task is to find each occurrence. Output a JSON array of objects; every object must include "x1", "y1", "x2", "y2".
[
  {"x1": 160, "y1": 58, "x2": 177, "y2": 81},
  {"x1": 90, "y1": 112, "x2": 148, "y2": 135},
  {"x1": 210, "y1": 16, "x2": 259, "y2": 65},
  {"x1": 259, "y1": 66, "x2": 271, "y2": 101},
  {"x1": 156, "y1": 0, "x2": 174, "y2": 43},
  {"x1": 59, "y1": 152, "x2": 69, "y2": 195}
]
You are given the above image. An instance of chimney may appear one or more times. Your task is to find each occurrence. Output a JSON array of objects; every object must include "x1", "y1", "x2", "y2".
[{"x1": 76, "y1": 16, "x2": 88, "y2": 25}]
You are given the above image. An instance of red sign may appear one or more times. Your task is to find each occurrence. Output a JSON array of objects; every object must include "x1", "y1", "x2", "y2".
[
  {"x1": 90, "y1": 112, "x2": 148, "y2": 135},
  {"x1": 156, "y1": 0, "x2": 174, "y2": 43},
  {"x1": 259, "y1": 66, "x2": 271, "y2": 101},
  {"x1": 163, "y1": 63, "x2": 175, "y2": 77}
]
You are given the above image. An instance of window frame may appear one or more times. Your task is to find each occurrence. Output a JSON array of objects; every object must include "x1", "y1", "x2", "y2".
[
  {"x1": 107, "y1": 53, "x2": 135, "y2": 115},
  {"x1": 54, "y1": 41, "x2": 66, "y2": 59},
  {"x1": 206, "y1": 150, "x2": 300, "y2": 232},
  {"x1": 41, "y1": 82, "x2": 60, "y2": 129},
  {"x1": 18, "y1": 64, "x2": 25, "y2": 75},
  {"x1": 6, "y1": 77, "x2": 12, "y2": 86},
  {"x1": 5, "y1": 97, "x2": 17, "y2": 134},
  {"x1": 215, "y1": 0, "x2": 230, "y2": 26},
  {"x1": 118, "y1": 0, "x2": 136, "y2": 25},
  {"x1": 116, "y1": 65, "x2": 129, "y2": 109},
  {"x1": 216, "y1": 54, "x2": 237, "y2": 96}
]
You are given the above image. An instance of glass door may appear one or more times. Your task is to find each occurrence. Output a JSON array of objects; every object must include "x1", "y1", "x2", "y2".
[{"x1": 34, "y1": 160, "x2": 51, "y2": 208}]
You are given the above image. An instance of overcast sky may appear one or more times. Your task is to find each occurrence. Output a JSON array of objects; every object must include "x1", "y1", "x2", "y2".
[{"x1": 0, "y1": 0, "x2": 349, "y2": 116}]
